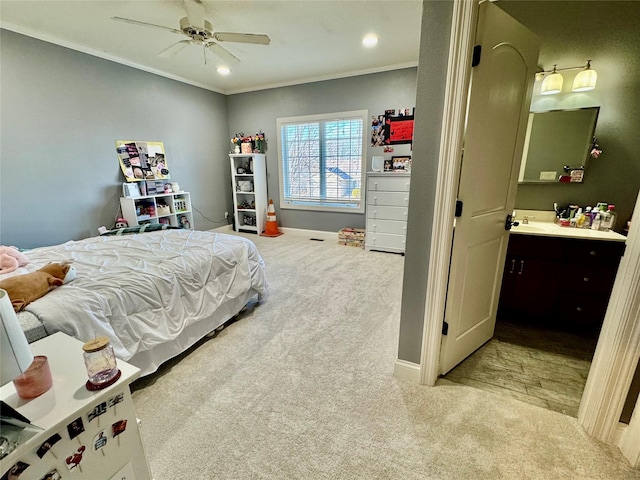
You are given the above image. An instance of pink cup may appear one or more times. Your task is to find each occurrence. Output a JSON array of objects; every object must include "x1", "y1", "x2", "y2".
[{"x1": 13, "y1": 355, "x2": 53, "y2": 399}]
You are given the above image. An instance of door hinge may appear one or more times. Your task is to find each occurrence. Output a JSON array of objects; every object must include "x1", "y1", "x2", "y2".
[
  {"x1": 472, "y1": 45, "x2": 482, "y2": 67},
  {"x1": 455, "y1": 200, "x2": 463, "y2": 217},
  {"x1": 442, "y1": 321, "x2": 449, "y2": 336}
]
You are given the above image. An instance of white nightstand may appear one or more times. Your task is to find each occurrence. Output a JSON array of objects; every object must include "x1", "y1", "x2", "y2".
[{"x1": 1, "y1": 332, "x2": 152, "y2": 480}]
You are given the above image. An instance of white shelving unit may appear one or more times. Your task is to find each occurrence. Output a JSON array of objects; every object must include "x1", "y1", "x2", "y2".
[
  {"x1": 230, "y1": 154, "x2": 268, "y2": 234},
  {"x1": 120, "y1": 192, "x2": 193, "y2": 229}
]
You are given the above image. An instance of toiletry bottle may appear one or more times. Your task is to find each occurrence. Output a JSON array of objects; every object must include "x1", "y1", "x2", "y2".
[
  {"x1": 601, "y1": 205, "x2": 617, "y2": 231},
  {"x1": 599, "y1": 208, "x2": 610, "y2": 231},
  {"x1": 583, "y1": 206, "x2": 592, "y2": 228},
  {"x1": 575, "y1": 208, "x2": 584, "y2": 228},
  {"x1": 591, "y1": 211, "x2": 602, "y2": 231}
]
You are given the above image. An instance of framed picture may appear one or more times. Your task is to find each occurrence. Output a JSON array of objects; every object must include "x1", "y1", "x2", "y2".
[
  {"x1": 383, "y1": 109, "x2": 415, "y2": 145},
  {"x1": 392, "y1": 156, "x2": 411, "y2": 171},
  {"x1": 383, "y1": 159, "x2": 393, "y2": 172},
  {"x1": 122, "y1": 182, "x2": 141, "y2": 198}
]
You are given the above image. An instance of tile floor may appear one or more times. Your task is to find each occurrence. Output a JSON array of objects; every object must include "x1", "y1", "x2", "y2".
[{"x1": 443, "y1": 319, "x2": 600, "y2": 417}]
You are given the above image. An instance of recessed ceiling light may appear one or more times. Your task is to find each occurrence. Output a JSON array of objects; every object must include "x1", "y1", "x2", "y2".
[
  {"x1": 362, "y1": 34, "x2": 379, "y2": 48},
  {"x1": 217, "y1": 66, "x2": 231, "y2": 75}
]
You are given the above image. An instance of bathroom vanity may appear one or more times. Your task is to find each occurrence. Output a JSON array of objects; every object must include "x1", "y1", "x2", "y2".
[{"x1": 498, "y1": 215, "x2": 626, "y2": 329}]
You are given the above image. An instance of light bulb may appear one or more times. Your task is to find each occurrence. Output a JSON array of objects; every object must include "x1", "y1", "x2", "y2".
[{"x1": 362, "y1": 34, "x2": 379, "y2": 48}]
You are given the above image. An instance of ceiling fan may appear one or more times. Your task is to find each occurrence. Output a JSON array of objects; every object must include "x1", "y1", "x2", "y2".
[{"x1": 112, "y1": 0, "x2": 270, "y2": 66}]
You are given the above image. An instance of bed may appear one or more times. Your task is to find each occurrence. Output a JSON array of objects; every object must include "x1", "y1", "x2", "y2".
[{"x1": 2, "y1": 228, "x2": 268, "y2": 376}]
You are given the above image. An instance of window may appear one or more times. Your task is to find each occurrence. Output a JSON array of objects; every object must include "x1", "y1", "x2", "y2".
[{"x1": 277, "y1": 110, "x2": 367, "y2": 213}]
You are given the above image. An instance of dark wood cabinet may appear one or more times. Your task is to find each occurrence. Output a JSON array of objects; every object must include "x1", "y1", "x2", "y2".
[{"x1": 498, "y1": 234, "x2": 625, "y2": 329}]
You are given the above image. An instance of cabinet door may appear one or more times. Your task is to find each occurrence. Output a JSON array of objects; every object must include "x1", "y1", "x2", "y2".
[
  {"x1": 499, "y1": 256, "x2": 558, "y2": 316},
  {"x1": 512, "y1": 258, "x2": 559, "y2": 315}
]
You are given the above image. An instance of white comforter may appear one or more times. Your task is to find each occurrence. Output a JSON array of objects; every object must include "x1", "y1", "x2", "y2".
[{"x1": 18, "y1": 230, "x2": 267, "y2": 362}]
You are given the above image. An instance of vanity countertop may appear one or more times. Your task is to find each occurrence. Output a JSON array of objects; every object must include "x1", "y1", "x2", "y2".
[{"x1": 510, "y1": 210, "x2": 627, "y2": 242}]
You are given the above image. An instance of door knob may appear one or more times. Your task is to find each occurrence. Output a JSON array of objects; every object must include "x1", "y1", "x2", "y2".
[{"x1": 505, "y1": 213, "x2": 520, "y2": 230}]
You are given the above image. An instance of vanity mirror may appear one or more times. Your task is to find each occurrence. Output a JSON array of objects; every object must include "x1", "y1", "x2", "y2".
[{"x1": 518, "y1": 106, "x2": 599, "y2": 184}]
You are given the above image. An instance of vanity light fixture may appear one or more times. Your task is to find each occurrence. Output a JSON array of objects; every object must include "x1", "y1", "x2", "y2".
[
  {"x1": 540, "y1": 65, "x2": 563, "y2": 95},
  {"x1": 536, "y1": 60, "x2": 597, "y2": 95}
]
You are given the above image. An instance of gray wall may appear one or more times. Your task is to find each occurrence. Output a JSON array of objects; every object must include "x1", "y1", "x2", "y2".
[
  {"x1": 225, "y1": 69, "x2": 417, "y2": 232},
  {"x1": 500, "y1": 1, "x2": 640, "y2": 232},
  {"x1": 397, "y1": 1, "x2": 453, "y2": 364},
  {"x1": 0, "y1": 29, "x2": 231, "y2": 248}
]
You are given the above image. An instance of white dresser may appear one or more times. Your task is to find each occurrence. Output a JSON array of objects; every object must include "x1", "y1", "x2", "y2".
[{"x1": 365, "y1": 172, "x2": 411, "y2": 254}]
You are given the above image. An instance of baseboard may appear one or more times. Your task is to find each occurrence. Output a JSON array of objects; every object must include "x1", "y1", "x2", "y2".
[
  {"x1": 613, "y1": 421, "x2": 627, "y2": 445},
  {"x1": 279, "y1": 227, "x2": 338, "y2": 241},
  {"x1": 394, "y1": 359, "x2": 421, "y2": 383},
  {"x1": 210, "y1": 225, "x2": 233, "y2": 233},
  {"x1": 211, "y1": 225, "x2": 338, "y2": 241}
]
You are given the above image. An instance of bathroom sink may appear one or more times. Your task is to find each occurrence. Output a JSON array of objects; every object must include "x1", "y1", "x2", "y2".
[{"x1": 512, "y1": 224, "x2": 548, "y2": 233}]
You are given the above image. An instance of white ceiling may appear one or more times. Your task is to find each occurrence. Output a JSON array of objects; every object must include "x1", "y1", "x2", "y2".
[{"x1": 0, "y1": 0, "x2": 423, "y2": 95}]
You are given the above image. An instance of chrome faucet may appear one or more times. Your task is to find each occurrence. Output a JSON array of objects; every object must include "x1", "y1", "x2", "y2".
[{"x1": 522, "y1": 215, "x2": 536, "y2": 224}]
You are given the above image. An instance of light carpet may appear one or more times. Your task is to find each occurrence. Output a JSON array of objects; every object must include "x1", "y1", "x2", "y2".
[{"x1": 131, "y1": 230, "x2": 639, "y2": 479}]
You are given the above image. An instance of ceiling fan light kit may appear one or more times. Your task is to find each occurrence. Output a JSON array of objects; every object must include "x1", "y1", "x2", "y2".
[{"x1": 112, "y1": 6, "x2": 270, "y2": 70}]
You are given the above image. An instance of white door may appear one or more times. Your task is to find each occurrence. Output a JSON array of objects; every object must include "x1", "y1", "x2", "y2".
[{"x1": 439, "y1": 2, "x2": 540, "y2": 374}]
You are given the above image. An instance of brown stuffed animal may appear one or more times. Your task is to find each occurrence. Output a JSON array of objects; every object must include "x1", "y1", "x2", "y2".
[{"x1": 0, "y1": 262, "x2": 71, "y2": 312}]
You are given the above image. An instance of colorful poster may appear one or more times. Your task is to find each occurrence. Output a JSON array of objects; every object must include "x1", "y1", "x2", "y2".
[{"x1": 116, "y1": 141, "x2": 169, "y2": 182}]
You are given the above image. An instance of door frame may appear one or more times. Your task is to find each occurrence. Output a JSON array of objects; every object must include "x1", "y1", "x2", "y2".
[{"x1": 418, "y1": 0, "x2": 640, "y2": 465}]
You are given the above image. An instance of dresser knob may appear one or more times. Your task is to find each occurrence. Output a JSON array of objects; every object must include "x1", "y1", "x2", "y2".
[
  {"x1": 576, "y1": 307, "x2": 582, "y2": 312},
  {"x1": 583, "y1": 277, "x2": 589, "y2": 282},
  {"x1": 590, "y1": 250, "x2": 597, "y2": 256}
]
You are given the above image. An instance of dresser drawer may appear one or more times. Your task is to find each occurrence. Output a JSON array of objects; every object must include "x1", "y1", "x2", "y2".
[
  {"x1": 561, "y1": 239, "x2": 625, "y2": 265},
  {"x1": 366, "y1": 232, "x2": 407, "y2": 250},
  {"x1": 553, "y1": 295, "x2": 609, "y2": 326},
  {"x1": 367, "y1": 205, "x2": 408, "y2": 221},
  {"x1": 558, "y1": 265, "x2": 618, "y2": 294},
  {"x1": 367, "y1": 176, "x2": 411, "y2": 192},
  {"x1": 366, "y1": 191, "x2": 410, "y2": 207},
  {"x1": 366, "y1": 218, "x2": 407, "y2": 235}
]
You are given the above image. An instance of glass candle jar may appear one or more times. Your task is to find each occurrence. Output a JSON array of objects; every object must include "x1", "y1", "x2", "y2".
[
  {"x1": 13, "y1": 355, "x2": 53, "y2": 399},
  {"x1": 82, "y1": 337, "x2": 120, "y2": 389}
]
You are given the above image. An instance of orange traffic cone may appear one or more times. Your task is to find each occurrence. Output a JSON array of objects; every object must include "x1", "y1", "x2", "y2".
[{"x1": 261, "y1": 199, "x2": 283, "y2": 237}]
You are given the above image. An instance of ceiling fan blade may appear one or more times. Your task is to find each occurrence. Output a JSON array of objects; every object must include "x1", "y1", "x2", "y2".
[
  {"x1": 213, "y1": 32, "x2": 271, "y2": 45},
  {"x1": 158, "y1": 40, "x2": 192, "y2": 57},
  {"x1": 183, "y1": 0, "x2": 206, "y2": 29},
  {"x1": 205, "y1": 42, "x2": 240, "y2": 64},
  {"x1": 112, "y1": 16, "x2": 182, "y2": 35}
]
